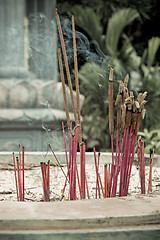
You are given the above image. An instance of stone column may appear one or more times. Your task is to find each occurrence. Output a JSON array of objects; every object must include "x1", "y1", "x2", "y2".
[
  {"x1": 0, "y1": 0, "x2": 28, "y2": 78},
  {"x1": 27, "y1": 0, "x2": 57, "y2": 81}
]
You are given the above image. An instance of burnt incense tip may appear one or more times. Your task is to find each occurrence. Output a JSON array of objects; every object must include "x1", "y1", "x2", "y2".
[
  {"x1": 109, "y1": 68, "x2": 113, "y2": 81},
  {"x1": 124, "y1": 74, "x2": 129, "y2": 87}
]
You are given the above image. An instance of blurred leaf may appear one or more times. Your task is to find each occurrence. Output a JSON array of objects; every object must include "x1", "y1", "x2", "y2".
[
  {"x1": 71, "y1": 6, "x2": 105, "y2": 50},
  {"x1": 147, "y1": 37, "x2": 160, "y2": 67},
  {"x1": 106, "y1": 8, "x2": 139, "y2": 57}
]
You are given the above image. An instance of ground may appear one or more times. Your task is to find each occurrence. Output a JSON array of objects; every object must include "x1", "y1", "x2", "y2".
[{"x1": 0, "y1": 164, "x2": 160, "y2": 201}]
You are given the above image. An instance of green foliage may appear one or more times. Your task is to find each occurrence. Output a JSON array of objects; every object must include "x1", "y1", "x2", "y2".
[
  {"x1": 147, "y1": 37, "x2": 160, "y2": 67},
  {"x1": 138, "y1": 129, "x2": 160, "y2": 154},
  {"x1": 57, "y1": 1, "x2": 160, "y2": 151},
  {"x1": 138, "y1": 37, "x2": 160, "y2": 130},
  {"x1": 79, "y1": 61, "x2": 110, "y2": 150},
  {"x1": 70, "y1": 6, "x2": 104, "y2": 51},
  {"x1": 106, "y1": 8, "x2": 139, "y2": 57}
]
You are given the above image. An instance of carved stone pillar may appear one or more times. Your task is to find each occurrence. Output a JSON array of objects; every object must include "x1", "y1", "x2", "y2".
[
  {"x1": 27, "y1": 0, "x2": 57, "y2": 80},
  {"x1": 0, "y1": 0, "x2": 27, "y2": 78}
]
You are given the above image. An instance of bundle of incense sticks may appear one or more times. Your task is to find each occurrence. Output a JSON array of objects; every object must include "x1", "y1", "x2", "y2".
[
  {"x1": 107, "y1": 69, "x2": 147, "y2": 197},
  {"x1": 40, "y1": 161, "x2": 50, "y2": 201},
  {"x1": 104, "y1": 164, "x2": 112, "y2": 198},
  {"x1": 13, "y1": 145, "x2": 25, "y2": 201},
  {"x1": 55, "y1": 11, "x2": 88, "y2": 200},
  {"x1": 49, "y1": 122, "x2": 89, "y2": 201}
]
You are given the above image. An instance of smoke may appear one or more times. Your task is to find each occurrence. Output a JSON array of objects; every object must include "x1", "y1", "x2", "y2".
[
  {"x1": 57, "y1": 17, "x2": 104, "y2": 66},
  {"x1": 28, "y1": 13, "x2": 57, "y2": 80}
]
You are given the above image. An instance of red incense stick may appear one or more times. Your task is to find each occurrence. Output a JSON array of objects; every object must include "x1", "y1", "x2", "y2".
[
  {"x1": 16, "y1": 157, "x2": 22, "y2": 201},
  {"x1": 49, "y1": 144, "x2": 69, "y2": 183},
  {"x1": 148, "y1": 149, "x2": 154, "y2": 193},
  {"x1": 93, "y1": 148, "x2": 101, "y2": 198},
  {"x1": 62, "y1": 122, "x2": 69, "y2": 169},
  {"x1": 22, "y1": 146, "x2": 25, "y2": 201},
  {"x1": 80, "y1": 143, "x2": 85, "y2": 199},
  {"x1": 13, "y1": 153, "x2": 19, "y2": 201}
]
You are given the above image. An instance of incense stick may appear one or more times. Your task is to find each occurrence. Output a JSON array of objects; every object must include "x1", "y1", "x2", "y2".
[
  {"x1": 58, "y1": 48, "x2": 71, "y2": 129},
  {"x1": 13, "y1": 153, "x2": 19, "y2": 201},
  {"x1": 22, "y1": 146, "x2": 25, "y2": 201},
  {"x1": 56, "y1": 11, "x2": 78, "y2": 123},
  {"x1": 72, "y1": 15, "x2": 83, "y2": 145},
  {"x1": 80, "y1": 143, "x2": 85, "y2": 199},
  {"x1": 148, "y1": 149, "x2": 154, "y2": 193}
]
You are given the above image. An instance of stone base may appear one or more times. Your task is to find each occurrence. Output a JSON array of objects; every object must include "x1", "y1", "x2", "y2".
[
  {"x1": 0, "y1": 108, "x2": 74, "y2": 151},
  {"x1": 0, "y1": 196, "x2": 160, "y2": 240}
]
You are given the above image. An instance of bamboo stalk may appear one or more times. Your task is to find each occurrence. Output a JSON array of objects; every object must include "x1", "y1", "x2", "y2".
[{"x1": 56, "y1": 11, "x2": 78, "y2": 123}]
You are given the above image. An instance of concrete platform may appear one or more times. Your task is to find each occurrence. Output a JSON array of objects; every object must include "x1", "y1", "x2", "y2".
[{"x1": 0, "y1": 195, "x2": 160, "y2": 239}]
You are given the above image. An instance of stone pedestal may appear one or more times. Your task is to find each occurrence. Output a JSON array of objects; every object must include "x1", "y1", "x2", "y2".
[{"x1": 0, "y1": 79, "x2": 84, "y2": 151}]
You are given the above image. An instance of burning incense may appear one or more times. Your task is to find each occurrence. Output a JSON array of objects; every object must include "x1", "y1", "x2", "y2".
[
  {"x1": 72, "y1": 15, "x2": 83, "y2": 145},
  {"x1": 56, "y1": 11, "x2": 78, "y2": 123},
  {"x1": 108, "y1": 68, "x2": 114, "y2": 167}
]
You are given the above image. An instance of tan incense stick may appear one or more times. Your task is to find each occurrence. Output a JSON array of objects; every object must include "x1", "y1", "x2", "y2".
[
  {"x1": 56, "y1": 11, "x2": 78, "y2": 123},
  {"x1": 72, "y1": 15, "x2": 82, "y2": 144},
  {"x1": 58, "y1": 48, "x2": 71, "y2": 129},
  {"x1": 108, "y1": 68, "x2": 114, "y2": 134}
]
